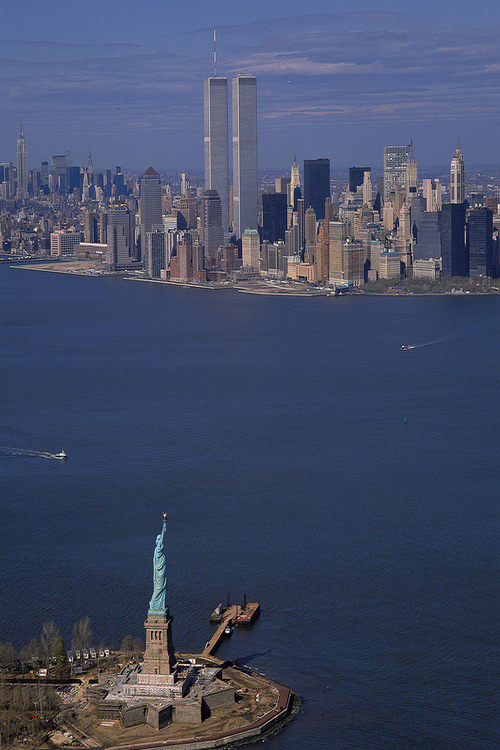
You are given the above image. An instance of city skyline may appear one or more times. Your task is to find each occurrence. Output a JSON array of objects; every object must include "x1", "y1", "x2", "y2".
[{"x1": 1, "y1": 0, "x2": 499, "y2": 170}]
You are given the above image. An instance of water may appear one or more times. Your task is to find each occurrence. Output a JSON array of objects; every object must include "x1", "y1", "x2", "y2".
[{"x1": 1, "y1": 264, "x2": 498, "y2": 749}]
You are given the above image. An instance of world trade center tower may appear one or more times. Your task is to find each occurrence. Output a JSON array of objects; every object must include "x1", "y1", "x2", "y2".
[
  {"x1": 204, "y1": 77, "x2": 229, "y2": 231},
  {"x1": 232, "y1": 74, "x2": 257, "y2": 239}
]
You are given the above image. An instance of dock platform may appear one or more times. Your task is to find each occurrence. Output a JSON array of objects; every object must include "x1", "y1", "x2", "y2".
[{"x1": 203, "y1": 603, "x2": 260, "y2": 657}]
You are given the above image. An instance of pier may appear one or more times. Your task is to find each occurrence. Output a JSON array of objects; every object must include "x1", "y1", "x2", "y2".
[{"x1": 203, "y1": 602, "x2": 260, "y2": 657}]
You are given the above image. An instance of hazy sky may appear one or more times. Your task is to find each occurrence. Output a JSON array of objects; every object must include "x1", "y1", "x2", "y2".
[{"x1": 1, "y1": 0, "x2": 499, "y2": 172}]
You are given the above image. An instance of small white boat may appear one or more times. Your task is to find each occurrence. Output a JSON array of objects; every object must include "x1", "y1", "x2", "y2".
[
  {"x1": 224, "y1": 625, "x2": 233, "y2": 636},
  {"x1": 54, "y1": 451, "x2": 67, "y2": 460}
]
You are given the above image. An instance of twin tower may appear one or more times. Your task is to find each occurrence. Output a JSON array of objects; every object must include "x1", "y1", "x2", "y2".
[{"x1": 204, "y1": 75, "x2": 257, "y2": 240}]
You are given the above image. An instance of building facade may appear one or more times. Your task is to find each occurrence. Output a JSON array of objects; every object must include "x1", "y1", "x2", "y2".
[
  {"x1": 303, "y1": 158, "x2": 330, "y2": 220},
  {"x1": 232, "y1": 74, "x2": 258, "y2": 238},
  {"x1": 204, "y1": 77, "x2": 229, "y2": 230}
]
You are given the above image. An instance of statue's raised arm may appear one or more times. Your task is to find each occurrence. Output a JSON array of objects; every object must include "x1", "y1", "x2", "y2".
[{"x1": 148, "y1": 513, "x2": 168, "y2": 615}]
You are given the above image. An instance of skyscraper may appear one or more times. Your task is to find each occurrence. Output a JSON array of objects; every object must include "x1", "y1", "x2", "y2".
[
  {"x1": 106, "y1": 202, "x2": 136, "y2": 271},
  {"x1": 450, "y1": 143, "x2": 465, "y2": 204},
  {"x1": 204, "y1": 76, "x2": 229, "y2": 231},
  {"x1": 262, "y1": 193, "x2": 287, "y2": 243},
  {"x1": 383, "y1": 143, "x2": 415, "y2": 203},
  {"x1": 303, "y1": 159, "x2": 330, "y2": 220},
  {"x1": 140, "y1": 167, "x2": 162, "y2": 255},
  {"x1": 289, "y1": 156, "x2": 300, "y2": 206},
  {"x1": 16, "y1": 121, "x2": 28, "y2": 200},
  {"x1": 232, "y1": 74, "x2": 258, "y2": 239},
  {"x1": 202, "y1": 189, "x2": 223, "y2": 259},
  {"x1": 440, "y1": 203, "x2": 467, "y2": 277},
  {"x1": 467, "y1": 208, "x2": 494, "y2": 277},
  {"x1": 349, "y1": 166, "x2": 370, "y2": 194}
]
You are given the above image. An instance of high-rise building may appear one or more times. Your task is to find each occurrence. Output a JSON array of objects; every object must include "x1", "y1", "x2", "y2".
[
  {"x1": 303, "y1": 158, "x2": 330, "y2": 220},
  {"x1": 262, "y1": 193, "x2": 287, "y2": 243},
  {"x1": 450, "y1": 143, "x2": 465, "y2": 204},
  {"x1": 383, "y1": 143, "x2": 415, "y2": 203},
  {"x1": 204, "y1": 75, "x2": 229, "y2": 231},
  {"x1": 440, "y1": 203, "x2": 467, "y2": 277},
  {"x1": 16, "y1": 121, "x2": 28, "y2": 200},
  {"x1": 349, "y1": 166, "x2": 370, "y2": 194},
  {"x1": 304, "y1": 207, "x2": 317, "y2": 264},
  {"x1": 106, "y1": 202, "x2": 136, "y2": 271},
  {"x1": 422, "y1": 179, "x2": 442, "y2": 212},
  {"x1": 0, "y1": 162, "x2": 14, "y2": 199},
  {"x1": 50, "y1": 230, "x2": 82, "y2": 257},
  {"x1": 232, "y1": 74, "x2": 257, "y2": 238},
  {"x1": 144, "y1": 230, "x2": 167, "y2": 279},
  {"x1": 467, "y1": 208, "x2": 495, "y2": 277},
  {"x1": 202, "y1": 189, "x2": 223, "y2": 259},
  {"x1": 140, "y1": 167, "x2": 162, "y2": 254},
  {"x1": 289, "y1": 156, "x2": 300, "y2": 205},
  {"x1": 242, "y1": 228, "x2": 260, "y2": 271},
  {"x1": 329, "y1": 220, "x2": 347, "y2": 283}
]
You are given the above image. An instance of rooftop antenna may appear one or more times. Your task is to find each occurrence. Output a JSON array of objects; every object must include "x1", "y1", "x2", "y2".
[{"x1": 213, "y1": 29, "x2": 217, "y2": 77}]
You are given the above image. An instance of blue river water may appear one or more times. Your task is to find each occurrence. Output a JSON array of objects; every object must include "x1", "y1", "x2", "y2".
[{"x1": 0, "y1": 264, "x2": 498, "y2": 749}]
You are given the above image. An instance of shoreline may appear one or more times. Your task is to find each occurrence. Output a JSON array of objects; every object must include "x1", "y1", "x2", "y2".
[{"x1": 9, "y1": 263, "x2": 499, "y2": 296}]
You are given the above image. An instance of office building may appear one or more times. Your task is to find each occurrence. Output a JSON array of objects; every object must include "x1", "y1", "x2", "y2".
[
  {"x1": 329, "y1": 220, "x2": 347, "y2": 283},
  {"x1": 304, "y1": 207, "x2": 317, "y2": 264},
  {"x1": 423, "y1": 179, "x2": 442, "y2": 212},
  {"x1": 303, "y1": 158, "x2": 330, "y2": 220},
  {"x1": 202, "y1": 189, "x2": 223, "y2": 259},
  {"x1": 467, "y1": 208, "x2": 495, "y2": 277},
  {"x1": 383, "y1": 143, "x2": 415, "y2": 203},
  {"x1": 450, "y1": 144, "x2": 465, "y2": 204},
  {"x1": 106, "y1": 202, "x2": 136, "y2": 271},
  {"x1": 440, "y1": 203, "x2": 467, "y2": 277},
  {"x1": 349, "y1": 167, "x2": 370, "y2": 194},
  {"x1": 232, "y1": 74, "x2": 258, "y2": 238},
  {"x1": 262, "y1": 193, "x2": 287, "y2": 243},
  {"x1": 204, "y1": 76, "x2": 229, "y2": 230},
  {"x1": 144, "y1": 230, "x2": 167, "y2": 279},
  {"x1": 50, "y1": 230, "x2": 82, "y2": 257},
  {"x1": 140, "y1": 167, "x2": 162, "y2": 254},
  {"x1": 16, "y1": 121, "x2": 28, "y2": 200},
  {"x1": 242, "y1": 228, "x2": 260, "y2": 271},
  {"x1": 0, "y1": 163, "x2": 14, "y2": 199}
]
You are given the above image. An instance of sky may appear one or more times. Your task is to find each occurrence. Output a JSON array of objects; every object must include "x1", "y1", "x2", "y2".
[{"x1": 1, "y1": 0, "x2": 499, "y2": 173}]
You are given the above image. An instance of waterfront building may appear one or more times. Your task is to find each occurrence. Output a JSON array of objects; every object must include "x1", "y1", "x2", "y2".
[
  {"x1": 16, "y1": 121, "x2": 28, "y2": 200},
  {"x1": 140, "y1": 167, "x2": 162, "y2": 256},
  {"x1": 328, "y1": 220, "x2": 348, "y2": 283},
  {"x1": 315, "y1": 220, "x2": 329, "y2": 283},
  {"x1": 379, "y1": 250, "x2": 402, "y2": 280},
  {"x1": 242, "y1": 228, "x2": 260, "y2": 271},
  {"x1": 413, "y1": 258, "x2": 441, "y2": 280},
  {"x1": 383, "y1": 143, "x2": 415, "y2": 203},
  {"x1": 262, "y1": 193, "x2": 287, "y2": 243},
  {"x1": 467, "y1": 207, "x2": 495, "y2": 277},
  {"x1": 450, "y1": 143, "x2": 465, "y2": 204},
  {"x1": 204, "y1": 76, "x2": 229, "y2": 230},
  {"x1": 303, "y1": 158, "x2": 330, "y2": 220},
  {"x1": 50, "y1": 229, "x2": 82, "y2": 257},
  {"x1": 144, "y1": 230, "x2": 167, "y2": 279},
  {"x1": 202, "y1": 189, "x2": 223, "y2": 259},
  {"x1": 106, "y1": 202, "x2": 137, "y2": 271},
  {"x1": 232, "y1": 74, "x2": 258, "y2": 238},
  {"x1": 440, "y1": 202, "x2": 467, "y2": 277}
]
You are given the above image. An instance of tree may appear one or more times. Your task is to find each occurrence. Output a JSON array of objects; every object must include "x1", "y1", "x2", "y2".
[
  {"x1": 0, "y1": 641, "x2": 16, "y2": 667},
  {"x1": 120, "y1": 635, "x2": 134, "y2": 655},
  {"x1": 20, "y1": 638, "x2": 41, "y2": 665},
  {"x1": 71, "y1": 616, "x2": 93, "y2": 652},
  {"x1": 52, "y1": 636, "x2": 67, "y2": 664},
  {"x1": 40, "y1": 621, "x2": 60, "y2": 661}
]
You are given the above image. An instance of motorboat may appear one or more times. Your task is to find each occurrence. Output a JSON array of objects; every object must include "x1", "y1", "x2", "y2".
[{"x1": 54, "y1": 451, "x2": 67, "y2": 460}]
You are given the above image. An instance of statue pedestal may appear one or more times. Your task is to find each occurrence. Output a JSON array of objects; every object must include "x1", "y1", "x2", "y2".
[{"x1": 139, "y1": 612, "x2": 176, "y2": 682}]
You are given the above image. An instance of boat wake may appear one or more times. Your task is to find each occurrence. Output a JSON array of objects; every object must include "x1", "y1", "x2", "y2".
[
  {"x1": 0, "y1": 447, "x2": 64, "y2": 460},
  {"x1": 401, "y1": 318, "x2": 497, "y2": 352}
]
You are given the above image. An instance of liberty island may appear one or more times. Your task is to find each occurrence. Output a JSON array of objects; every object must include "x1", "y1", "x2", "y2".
[{"x1": 65, "y1": 514, "x2": 299, "y2": 748}]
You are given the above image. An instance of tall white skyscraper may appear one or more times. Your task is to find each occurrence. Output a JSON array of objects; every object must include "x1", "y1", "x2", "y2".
[
  {"x1": 232, "y1": 74, "x2": 257, "y2": 239},
  {"x1": 204, "y1": 77, "x2": 229, "y2": 231},
  {"x1": 16, "y1": 120, "x2": 28, "y2": 200},
  {"x1": 450, "y1": 143, "x2": 465, "y2": 204},
  {"x1": 383, "y1": 143, "x2": 415, "y2": 203},
  {"x1": 289, "y1": 155, "x2": 300, "y2": 206}
]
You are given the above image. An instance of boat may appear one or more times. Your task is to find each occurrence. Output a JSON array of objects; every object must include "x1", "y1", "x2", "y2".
[
  {"x1": 224, "y1": 625, "x2": 233, "y2": 636},
  {"x1": 54, "y1": 451, "x2": 67, "y2": 460},
  {"x1": 401, "y1": 345, "x2": 411, "y2": 351}
]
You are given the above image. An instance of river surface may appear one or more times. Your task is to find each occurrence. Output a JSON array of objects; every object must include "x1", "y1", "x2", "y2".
[{"x1": 1, "y1": 264, "x2": 498, "y2": 749}]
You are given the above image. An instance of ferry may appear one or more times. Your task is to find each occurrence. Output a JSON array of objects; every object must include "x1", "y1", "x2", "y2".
[{"x1": 54, "y1": 451, "x2": 67, "y2": 460}]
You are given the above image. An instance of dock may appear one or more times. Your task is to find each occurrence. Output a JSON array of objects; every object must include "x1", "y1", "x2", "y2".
[{"x1": 203, "y1": 602, "x2": 260, "y2": 657}]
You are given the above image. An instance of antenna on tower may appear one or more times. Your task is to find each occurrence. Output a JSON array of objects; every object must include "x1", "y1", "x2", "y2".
[{"x1": 213, "y1": 29, "x2": 217, "y2": 77}]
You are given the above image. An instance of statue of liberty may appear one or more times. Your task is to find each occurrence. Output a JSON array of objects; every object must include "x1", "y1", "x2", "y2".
[{"x1": 149, "y1": 513, "x2": 168, "y2": 614}]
